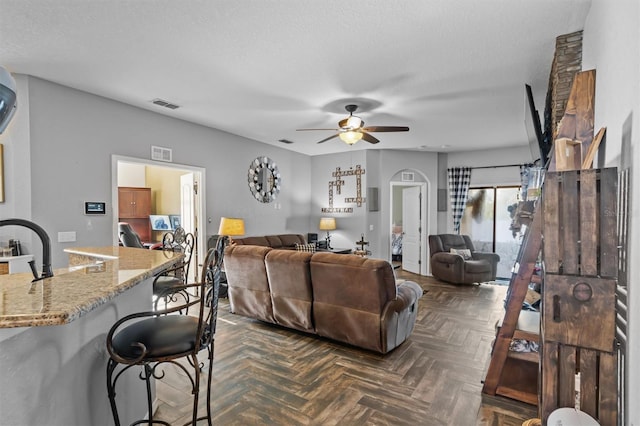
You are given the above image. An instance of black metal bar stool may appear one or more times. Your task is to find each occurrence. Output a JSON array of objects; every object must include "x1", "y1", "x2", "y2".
[
  {"x1": 153, "y1": 227, "x2": 196, "y2": 310},
  {"x1": 106, "y1": 245, "x2": 222, "y2": 426}
]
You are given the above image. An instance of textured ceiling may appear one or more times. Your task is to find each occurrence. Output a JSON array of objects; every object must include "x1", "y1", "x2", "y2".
[{"x1": 0, "y1": 0, "x2": 591, "y2": 156}]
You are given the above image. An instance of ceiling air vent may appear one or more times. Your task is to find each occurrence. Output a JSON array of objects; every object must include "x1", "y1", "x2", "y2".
[
  {"x1": 402, "y1": 172, "x2": 415, "y2": 182},
  {"x1": 151, "y1": 145, "x2": 173, "y2": 162},
  {"x1": 278, "y1": 139, "x2": 294, "y2": 144},
  {"x1": 151, "y1": 98, "x2": 180, "y2": 110}
]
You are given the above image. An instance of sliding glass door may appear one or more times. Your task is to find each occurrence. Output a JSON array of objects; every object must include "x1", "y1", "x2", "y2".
[{"x1": 460, "y1": 186, "x2": 521, "y2": 279}]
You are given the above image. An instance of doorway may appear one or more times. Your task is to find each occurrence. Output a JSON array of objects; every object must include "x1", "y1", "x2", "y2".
[
  {"x1": 389, "y1": 174, "x2": 429, "y2": 276},
  {"x1": 111, "y1": 155, "x2": 206, "y2": 281}
]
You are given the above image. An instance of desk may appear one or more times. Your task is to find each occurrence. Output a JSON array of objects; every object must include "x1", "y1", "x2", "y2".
[{"x1": 0, "y1": 247, "x2": 182, "y2": 425}]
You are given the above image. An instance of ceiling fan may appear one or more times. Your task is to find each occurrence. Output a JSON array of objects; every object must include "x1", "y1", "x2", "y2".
[{"x1": 297, "y1": 104, "x2": 409, "y2": 145}]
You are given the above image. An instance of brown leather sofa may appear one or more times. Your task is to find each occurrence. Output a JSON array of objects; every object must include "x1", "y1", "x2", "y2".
[
  {"x1": 223, "y1": 245, "x2": 423, "y2": 354},
  {"x1": 428, "y1": 234, "x2": 500, "y2": 284}
]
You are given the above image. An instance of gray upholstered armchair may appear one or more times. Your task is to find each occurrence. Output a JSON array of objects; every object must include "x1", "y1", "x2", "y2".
[{"x1": 428, "y1": 234, "x2": 500, "y2": 284}]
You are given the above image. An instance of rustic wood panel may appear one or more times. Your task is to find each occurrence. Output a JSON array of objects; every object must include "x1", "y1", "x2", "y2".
[
  {"x1": 553, "y1": 70, "x2": 596, "y2": 172},
  {"x1": 599, "y1": 352, "x2": 618, "y2": 425},
  {"x1": 580, "y1": 169, "x2": 598, "y2": 276},
  {"x1": 562, "y1": 171, "x2": 579, "y2": 274},
  {"x1": 543, "y1": 173, "x2": 560, "y2": 273},
  {"x1": 582, "y1": 127, "x2": 606, "y2": 169},
  {"x1": 541, "y1": 341, "x2": 559, "y2": 422},
  {"x1": 574, "y1": 70, "x2": 596, "y2": 148},
  {"x1": 543, "y1": 275, "x2": 616, "y2": 352},
  {"x1": 580, "y1": 349, "x2": 598, "y2": 418},
  {"x1": 600, "y1": 168, "x2": 618, "y2": 278},
  {"x1": 558, "y1": 345, "x2": 576, "y2": 408}
]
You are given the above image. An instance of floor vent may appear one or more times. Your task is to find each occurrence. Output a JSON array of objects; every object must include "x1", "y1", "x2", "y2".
[
  {"x1": 151, "y1": 98, "x2": 180, "y2": 110},
  {"x1": 151, "y1": 145, "x2": 173, "y2": 162}
]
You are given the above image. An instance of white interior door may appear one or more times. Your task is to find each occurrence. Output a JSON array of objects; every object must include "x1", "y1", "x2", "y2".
[
  {"x1": 402, "y1": 186, "x2": 421, "y2": 274},
  {"x1": 180, "y1": 173, "x2": 195, "y2": 235},
  {"x1": 180, "y1": 173, "x2": 198, "y2": 282}
]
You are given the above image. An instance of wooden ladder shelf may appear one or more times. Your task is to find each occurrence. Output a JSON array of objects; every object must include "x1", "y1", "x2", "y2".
[{"x1": 482, "y1": 205, "x2": 542, "y2": 406}]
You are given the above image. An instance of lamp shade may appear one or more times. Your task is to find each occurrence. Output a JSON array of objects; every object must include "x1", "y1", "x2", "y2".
[
  {"x1": 319, "y1": 217, "x2": 336, "y2": 231},
  {"x1": 339, "y1": 130, "x2": 363, "y2": 145},
  {"x1": 218, "y1": 217, "x2": 245, "y2": 236}
]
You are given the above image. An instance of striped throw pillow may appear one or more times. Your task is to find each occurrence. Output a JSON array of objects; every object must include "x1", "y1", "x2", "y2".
[{"x1": 295, "y1": 243, "x2": 316, "y2": 252}]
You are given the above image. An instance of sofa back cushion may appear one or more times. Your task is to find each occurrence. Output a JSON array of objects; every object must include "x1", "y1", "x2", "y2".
[
  {"x1": 224, "y1": 245, "x2": 275, "y2": 323},
  {"x1": 429, "y1": 234, "x2": 475, "y2": 254},
  {"x1": 266, "y1": 234, "x2": 306, "y2": 248},
  {"x1": 232, "y1": 236, "x2": 270, "y2": 246},
  {"x1": 310, "y1": 253, "x2": 397, "y2": 353},
  {"x1": 232, "y1": 234, "x2": 306, "y2": 249},
  {"x1": 265, "y1": 250, "x2": 314, "y2": 332}
]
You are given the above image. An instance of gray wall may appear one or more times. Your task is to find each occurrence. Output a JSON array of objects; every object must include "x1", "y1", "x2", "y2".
[
  {"x1": 1, "y1": 76, "x2": 312, "y2": 268},
  {"x1": 310, "y1": 150, "x2": 368, "y2": 251},
  {"x1": 310, "y1": 148, "x2": 442, "y2": 264}
]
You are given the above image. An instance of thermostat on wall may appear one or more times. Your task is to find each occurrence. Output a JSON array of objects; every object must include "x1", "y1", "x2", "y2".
[{"x1": 85, "y1": 202, "x2": 106, "y2": 215}]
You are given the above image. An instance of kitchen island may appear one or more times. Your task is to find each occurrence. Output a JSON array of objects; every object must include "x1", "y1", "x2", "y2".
[{"x1": 0, "y1": 246, "x2": 182, "y2": 426}]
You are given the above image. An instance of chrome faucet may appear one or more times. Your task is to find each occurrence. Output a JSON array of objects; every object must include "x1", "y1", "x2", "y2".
[{"x1": 0, "y1": 218, "x2": 53, "y2": 281}]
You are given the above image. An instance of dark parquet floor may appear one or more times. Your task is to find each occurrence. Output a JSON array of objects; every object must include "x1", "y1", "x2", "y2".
[{"x1": 152, "y1": 270, "x2": 538, "y2": 425}]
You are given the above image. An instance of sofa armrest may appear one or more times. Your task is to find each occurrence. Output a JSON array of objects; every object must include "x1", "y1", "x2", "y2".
[
  {"x1": 431, "y1": 251, "x2": 465, "y2": 265},
  {"x1": 472, "y1": 251, "x2": 501, "y2": 280},
  {"x1": 473, "y1": 252, "x2": 500, "y2": 263},
  {"x1": 380, "y1": 281, "x2": 423, "y2": 353}
]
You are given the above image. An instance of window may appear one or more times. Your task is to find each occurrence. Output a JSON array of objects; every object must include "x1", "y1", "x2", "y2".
[{"x1": 460, "y1": 186, "x2": 521, "y2": 279}]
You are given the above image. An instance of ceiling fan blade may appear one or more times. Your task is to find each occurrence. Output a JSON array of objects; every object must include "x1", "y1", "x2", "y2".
[
  {"x1": 361, "y1": 132, "x2": 380, "y2": 144},
  {"x1": 297, "y1": 128, "x2": 340, "y2": 131},
  {"x1": 317, "y1": 134, "x2": 340, "y2": 144},
  {"x1": 362, "y1": 126, "x2": 410, "y2": 132}
]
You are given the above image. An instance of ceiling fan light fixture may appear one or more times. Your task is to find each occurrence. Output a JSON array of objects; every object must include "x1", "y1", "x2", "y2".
[{"x1": 339, "y1": 130, "x2": 363, "y2": 145}]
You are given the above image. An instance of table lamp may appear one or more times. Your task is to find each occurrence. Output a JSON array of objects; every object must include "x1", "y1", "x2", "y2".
[
  {"x1": 218, "y1": 217, "x2": 245, "y2": 240},
  {"x1": 319, "y1": 217, "x2": 336, "y2": 249}
]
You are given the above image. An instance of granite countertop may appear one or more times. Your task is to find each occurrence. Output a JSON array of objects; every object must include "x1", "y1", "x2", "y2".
[{"x1": 0, "y1": 246, "x2": 182, "y2": 328}]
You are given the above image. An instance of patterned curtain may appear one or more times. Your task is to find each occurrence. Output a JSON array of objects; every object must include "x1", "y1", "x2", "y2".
[{"x1": 447, "y1": 167, "x2": 472, "y2": 234}]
